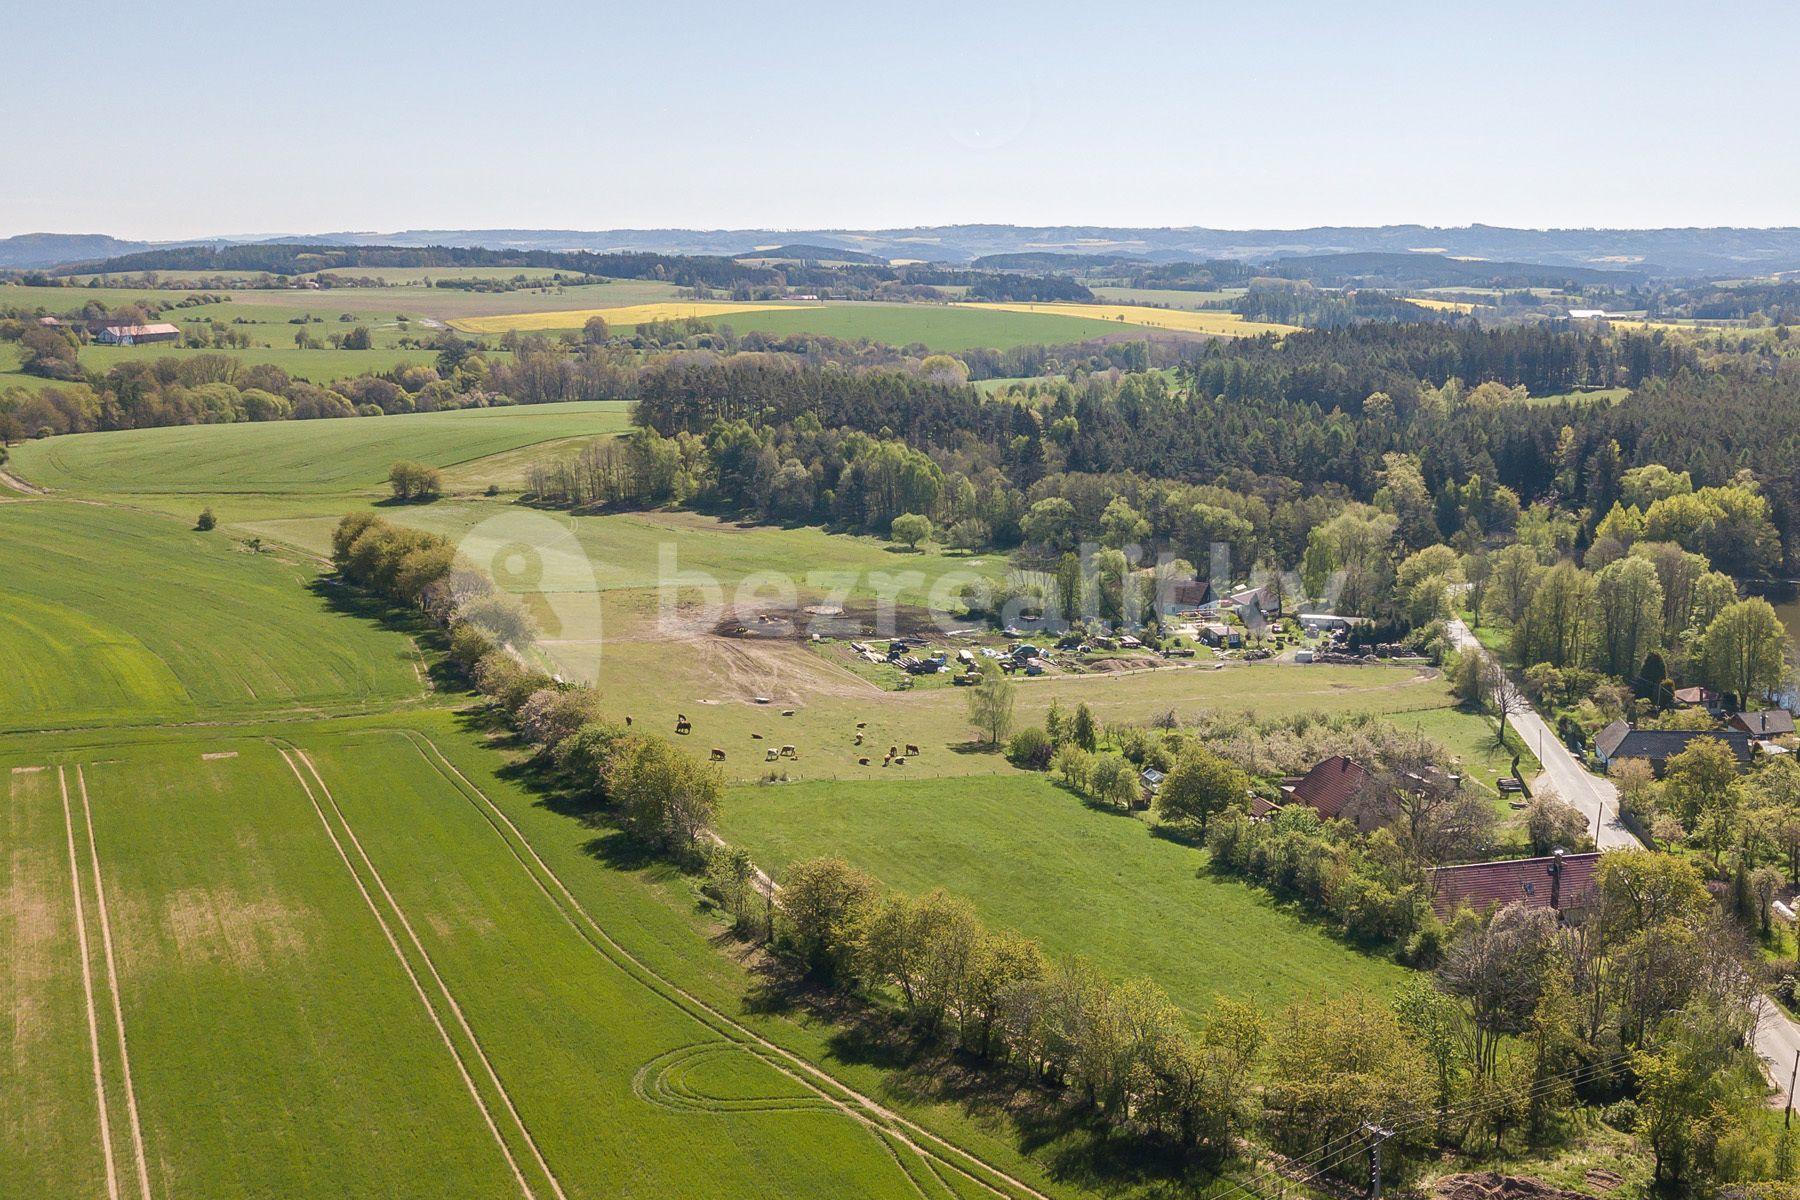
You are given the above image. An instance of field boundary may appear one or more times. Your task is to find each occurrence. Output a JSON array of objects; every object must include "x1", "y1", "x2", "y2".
[
  {"x1": 73, "y1": 765, "x2": 154, "y2": 1200},
  {"x1": 274, "y1": 745, "x2": 543, "y2": 1200},
  {"x1": 399, "y1": 728, "x2": 1057, "y2": 1200},
  {"x1": 58, "y1": 766, "x2": 123, "y2": 1200}
]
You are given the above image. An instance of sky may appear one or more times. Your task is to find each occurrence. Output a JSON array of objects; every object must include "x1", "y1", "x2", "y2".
[{"x1": 5, "y1": 0, "x2": 1798, "y2": 239}]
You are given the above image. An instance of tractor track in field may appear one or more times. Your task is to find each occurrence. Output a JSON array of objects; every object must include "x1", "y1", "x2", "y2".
[
  {"x1": 398, "y1": 727, "x2": 1057, "y2": 1200},
  {"x1": 275, "y1": 745, "x2": 553, "y2": 1200},
  {"x1": 58, "y1": 767, "x2": 123, "y2": 1200},
  {"x1": 72, "y1": 766, "x2": 154, "y2": 1200}
]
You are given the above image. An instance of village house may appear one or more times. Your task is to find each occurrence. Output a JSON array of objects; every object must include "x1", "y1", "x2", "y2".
[
  {"x1": 1428, "y1": 849, "x2": 1601, "y2": 920},
  {"x1": 1671, "y1": 685, "x2": 1726, "y2": 715},
  {"x1": 1227, "y1": 583, "x2": 1277, "y2": 620},
  {"x1": 1278, "y1": 755, "x2": 1369, "y2": 821},
  {"x1": 95, "y1": 322, "x2": 182, "y2": 346},
  {"x1": 1593, "y1": 722, "x2": 1756, "y2": 775},
  {"x1": 1728, "y1": 709, "x2": 1795, "y2": 739},
  {"x1": 1163, "y1": 576, "x2": 1216, "y2": 614}
]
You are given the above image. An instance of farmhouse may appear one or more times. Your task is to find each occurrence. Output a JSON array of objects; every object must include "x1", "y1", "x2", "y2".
[
  {"x1": 1197, "y1": 622, "x2": 1240, "y2": 648},
  {"x1": 1278, "y1": 755, "x2": 1369, "y2": 821},
  {"x1": 95, "y1": 322, "x2": 182, "y2": 345},
  {"x1": 1728, "y1": 709, "x2": 1795, "y2": 739},
  {"x1": 1593, "y1": 722, "x2": 1756, "y2": 775},
  {"x1": 1298, "y1": 612, "x2": 1357, "y2": 634},
  {"x1": 1429, "y1": 850, "x2": 1600, "y2": 920}
]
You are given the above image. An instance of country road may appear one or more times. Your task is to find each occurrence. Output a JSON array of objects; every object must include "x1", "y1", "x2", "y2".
[
  {"x1": 1446, "y1": 617, "x2": 1800, "y2": 1102},
  {"x1": 1446, "y1": 619, "x2": 1637, "y2": 849}
]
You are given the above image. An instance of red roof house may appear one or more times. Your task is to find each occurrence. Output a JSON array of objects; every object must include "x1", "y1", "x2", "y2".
[
  {"x1": 1280, "y1": 756, "x2": 1369, "y2": 821},
  {"x1": 1428, "y1": 850, "x2": 1601, "y2": 920}
]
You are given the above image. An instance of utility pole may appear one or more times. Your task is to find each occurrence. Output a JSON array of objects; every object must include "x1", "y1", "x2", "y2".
[
  {"x1": 1786, "y1": 1047, "x2": 1798, "y2": 1129},
  {"x1": 1363, "y1": 1123, "x2": 1393, "y2": 1199}
]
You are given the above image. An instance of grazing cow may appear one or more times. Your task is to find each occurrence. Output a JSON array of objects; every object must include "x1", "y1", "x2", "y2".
[
  {"x1": 893, "y1": 757, "x2": 907, "y2": 766},
  {"x1": 625, "y1": 715, "x2": 633, "y2": 726},
  {"x1": 779, "y1": 745, "x2": 797, "y2": 758},
  {"x1": 765, "y1": 748, "x2": 778, "y2": 761},
  {"x1": 856, "y1": 721, "x2": 867, "y2": 729},
  {"x1": 904, "y1": 743, "x2": 920, "y2": 756},
  {"x1": 675, "y1": 714, "x2": 691, "y2": 735},
  {"x1": 888, "y1": 746, "x2": 898, "y2": 757},
  {"x1": 781, "y1": 709, "x2": 795, "y2": 717},
  {"x1": 751, "y1": 732, "x2": 763, "y2": 739},
  {"x1": 858, "y1": 757, "x2": 870, "y2": 766},
  {"x1": 710, "y1": 748, "x2": 726, "y2": 762},
  {"x1": 854, "y1": 733, "x2": 864, "y2": 746}
]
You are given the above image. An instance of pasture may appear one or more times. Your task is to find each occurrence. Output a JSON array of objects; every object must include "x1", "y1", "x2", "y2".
[
  {"x1": 716, "y1": 773, "x2": 1409, "y2": 1017},
  {"x1": 0, "y1": 501, "x2": 424, "y2": 730},
  {"x1": 0, "y1": 717, "x2": 1072, "y2": 1200}
]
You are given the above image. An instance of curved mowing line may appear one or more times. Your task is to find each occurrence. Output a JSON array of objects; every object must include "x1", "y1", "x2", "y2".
[
  {"x1": 398, "y1": 729, "x2": 1055, "y2": 1200},
  {"x1": 274, "y1": 747, "x2": 539, "y2": 1200},
  {"x1": 630, "y1": 1043, "x2": 835, "y2": 1115},
  {"x1": 74, "y1": 767, "x2": 154, "y2": 1200},
  {"x1": 58, "y1": 767, "x2": 122, "y2": 1200},
  {"x1": 287, "y1": 745, "x2": 571, "y2": 1200}
]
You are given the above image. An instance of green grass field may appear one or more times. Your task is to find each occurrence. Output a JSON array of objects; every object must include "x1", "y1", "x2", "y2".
[
  {"x1": 8, "y1": 401, "x2": 631, "y2": 504},
  {"x1": 0, "y1": 714, "x2": 1078, "y2": 1199},
  {"x1": 718, "y1": 774, "x2": 1407, "y2": 1017},
  {"x1": 0, "y1": 501, "x2": 425, "y2": 730}
]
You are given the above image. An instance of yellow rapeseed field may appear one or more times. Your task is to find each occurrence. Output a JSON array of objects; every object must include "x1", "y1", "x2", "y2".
[
  {"x1": 953, "y1": 302, "x2": 1297, "y2": 337},
  {"x1": 1406, "y1": 297, "x2": 1477, "y2": 312},
  {"x1": 449, "y1": 301, "x2": 809, "y2": 334}
]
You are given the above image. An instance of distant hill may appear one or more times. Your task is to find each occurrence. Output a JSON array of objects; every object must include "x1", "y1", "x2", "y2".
[
  {"x1": 733, "y1": 243, "x2": 888, "y2": 265},
  {"x1": 16, "y1": 224, "x2": 1800, "y2": 279},
  {"x1": 972, "y1": 252, "x2": 1150, "y2": 271},
  {"x1": 1264, "y1": 252, "x2": 1640, "y2": 289},
  {"x1": 0, "y1": 232, "x2": 158, "y2": 269}
]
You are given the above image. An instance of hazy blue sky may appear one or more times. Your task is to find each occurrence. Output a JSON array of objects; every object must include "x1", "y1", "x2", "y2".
[{"x1": 6, "y1": 0, "x2": 1797, "y2": 238}]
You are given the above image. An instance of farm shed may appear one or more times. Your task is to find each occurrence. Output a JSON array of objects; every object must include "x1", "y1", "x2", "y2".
[
  {"x1": 95, "y1": 322, "x2": 182, "y2": 345},
  {"x1": 1428, "y1": 850, "x2": 1600, "y2": 921}
]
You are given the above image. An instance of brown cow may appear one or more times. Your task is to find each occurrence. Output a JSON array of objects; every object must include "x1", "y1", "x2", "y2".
[{"x1": 904, "y1": 743, "x2": 920, "y2": 756}]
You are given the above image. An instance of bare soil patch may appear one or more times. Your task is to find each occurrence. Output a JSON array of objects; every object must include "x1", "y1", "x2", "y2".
[{"x1": 1433, "y1": 1172, "x2": 1599, "y2": 1200}]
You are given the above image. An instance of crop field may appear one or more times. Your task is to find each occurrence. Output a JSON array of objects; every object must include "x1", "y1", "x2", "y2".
[
  {"x1": 450, "y1": 301, "x2": 809, "y2": 335},
  {"x1": 717, "y1": 773, "x2": 1408, "y2": 1017},
  {"x1": 0, "y1": 501, "x2": 425, "y2": 730},
  {"x1": 955, "y1": 302, "x2": 1297, "y2": 337},
  {"x1": 0, "y1": 716, "x2": 1074, "y2": 1200},
  {"x1": 449, "y1": 300, "x2": 1138, "y2": 350},
  {"x1": 1089, "y1": 286, "x2": 1247, "y2": 309},
  {"x1": 1406, "y1": 297, "x2": 1477, "y2": 312},
  {"x1": 8, "y1": 401, "x2": 631, "y2": 504}
]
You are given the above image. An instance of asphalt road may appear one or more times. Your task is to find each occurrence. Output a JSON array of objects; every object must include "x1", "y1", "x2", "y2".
[
  {"x1": 1446, "y1": 619, "x2": 1637, "y2": 849},
  {"x1": 1446, "y1": 617, "x2": 1800, "y2": 1101}
]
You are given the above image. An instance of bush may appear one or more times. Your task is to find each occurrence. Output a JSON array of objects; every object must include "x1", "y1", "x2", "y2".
[
  {"x1": 1006, "y1": 726, "x2": 1053, "y2": 770},
  {"x1": 195, "y1": 506, "x2": 216, "y2": 532}
]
